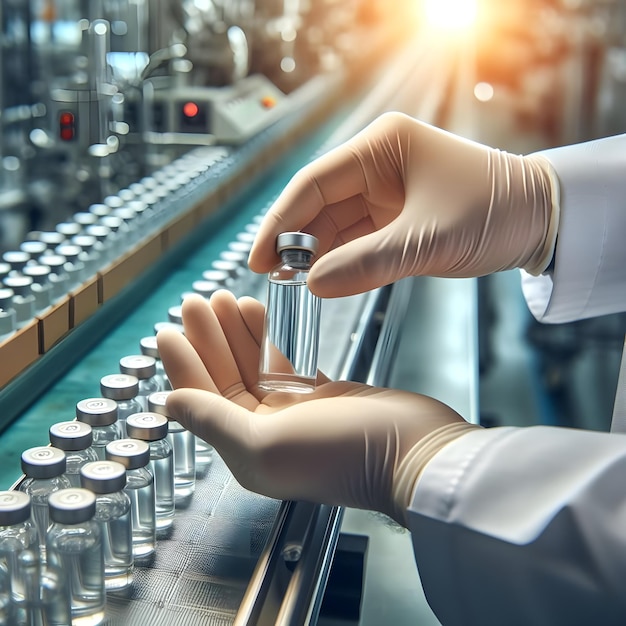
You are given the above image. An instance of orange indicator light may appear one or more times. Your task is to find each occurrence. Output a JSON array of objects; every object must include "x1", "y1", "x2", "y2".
[{"x1": 183, "y1": 102, "x2": 200, "y2": 117}]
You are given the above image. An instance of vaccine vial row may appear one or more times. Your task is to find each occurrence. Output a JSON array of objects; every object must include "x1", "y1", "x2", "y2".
[
  {"x1": 0, "y1": 147, "x2": 229, "y2": 341},
  {"x1": 5, "y1": 388, "x2": 205, "y2": 624}
]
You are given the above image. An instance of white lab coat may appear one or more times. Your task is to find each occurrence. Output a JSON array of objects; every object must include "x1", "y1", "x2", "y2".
[{"x1": 407, "y1": 133, "x2": 626, "y2": 626}]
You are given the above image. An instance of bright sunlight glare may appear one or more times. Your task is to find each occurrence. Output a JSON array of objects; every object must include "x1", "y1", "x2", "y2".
[
  {"x1": 474, "y1": 82, "x2": 494, "y2": 102},
  {"x1": 423, "y1": 0, "x2": 478, "y2": 31}
]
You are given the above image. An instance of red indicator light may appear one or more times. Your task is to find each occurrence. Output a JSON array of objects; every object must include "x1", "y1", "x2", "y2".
[
  {"x1": 59, "y1": 112, "x2": 74, "y2": 126},
  {"x1": 183, "y1": 102, "x2": 199, "y2": 118},
  {"x1": 59, "y1": 110, "x2": 76, "y2": 141}
]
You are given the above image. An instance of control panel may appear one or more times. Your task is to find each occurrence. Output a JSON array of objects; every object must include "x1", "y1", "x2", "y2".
[{"x1": 147, "y1": 74, "x2": 287, "y2": 145}]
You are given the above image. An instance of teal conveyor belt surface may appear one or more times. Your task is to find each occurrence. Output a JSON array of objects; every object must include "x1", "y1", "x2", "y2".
[{"x1": 0, "y1": 104, "x2": 350, "y2": 489}]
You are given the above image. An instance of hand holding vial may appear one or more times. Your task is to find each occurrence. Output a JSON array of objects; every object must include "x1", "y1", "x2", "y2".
[{"x1": 156, "y1": 292, "x2": 475, "y2": 526}]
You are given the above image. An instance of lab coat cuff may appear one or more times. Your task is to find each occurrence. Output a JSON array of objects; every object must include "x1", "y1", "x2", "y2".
[
  {"x1": 521, "y1": 133, "x2": 626, "y2": 323},
  {"x1": 406, "y1": 426, "x2": 515, "y2": 523}
]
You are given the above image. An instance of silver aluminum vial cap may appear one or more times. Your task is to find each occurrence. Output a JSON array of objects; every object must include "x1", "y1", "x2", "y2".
[
  {"x1": 119, "y1": 355, "x2": 157, "y2": 380},
  {"x1": 126, "y1": 412, "x2": 168, "y2": 441},
  {"x1": 146, "y1": 391, "x2": 183, "y2": 431},
  {"x1": 49, "y1": 421, "x2": 93, "y2": 451},
  {"x1": 276, "y1": 232, "x2": 318, "y2": 255},
  {"x1": 147, "y1": 391, "x2": 171, "y2": 417},
  {"x1": 139, "y1": 336, "x2": 160, "y2": 359},
  {"x1": 76, "y1": 398, "x2": 118, "y2": 426},
  {"x1": 192, "y1": 279, "x2": 220, "y2": 298},
  {"x1": 48, "y1": 488, "x2": 96, "y2": 524},
  {"x1": 21, "y1": 446, "x2": 66, "y2": 479},
  {"x1": 80, "y1": 461, "x2": 126, "y2": 494},
  {"x1": 105, "y1": 439, "x2": 150, "y2": 469},
  {"x1": 0, "y1": 491, "x2": 31, "y2": 526},
  {"x1": 201, "y1": 269, "x2": 229, "y2": 284},
  {"x1": 100, "y1": 374, "x2": 139, "y2": 400},
  {"x1": 167, "y1": 306, "x2": 182, "y2": 325}
]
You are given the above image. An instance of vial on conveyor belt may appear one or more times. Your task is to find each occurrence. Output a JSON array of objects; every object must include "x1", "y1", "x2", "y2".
[
  {"x1": 100, "y1": 374, "x2": 142, "y2": 437},
  {"x1": 80, "y1": 460, "x2": 133, "y2": 591},
  {"x1": 148, "y1": 391, "x2": 197, "y2": 505},
  {"x1": 105, "y1": 439, "x2": 156, "y2": 562},
  {"x1": 139, "y1": 336, "x2": 172, "y2": 391},
  {"x1": 49, "y1": 421, "x2": 98, "y2": 488},
  {"x1": 18, "y1": 447, "x2": 71, "y2": 562},
  {"x1": 75, "y1": 398, "x2": 121, "y2": 461},
  {"x1": 119, "y1": 355, "x2": 160, "y2": 410},
  {"x1": 46, "y1": 489, "x2": 105, "y2": 624},
  {"x1": 126, "y1": 413, "x2": 175, "y2": 536}
]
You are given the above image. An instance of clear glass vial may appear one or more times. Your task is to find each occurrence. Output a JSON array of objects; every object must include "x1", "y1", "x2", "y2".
[
  {"x1": 148, "y1": 392, "x2": 196, "y2": 506},
  {"x1": 118, "y1": 355, "x2": 160, "y2": 409},
  {"x1": 80, "y1": 461, "x2": 133, "y2": 592},
  {"x1": 46, "y1": 489, "x2": 105, "y2": 626},
  {"x1": 100, "y1": 374, "x2": 142, "y2": 437},
  {"x1": 105, "y1": 440, "x2": 156, "y2": 562},
  {"x1": 0, "y1": 288, "x2": 16, "y2": 342},
  {"x1": 12, "y1": 550, "x2": 71, "y2": 626},
  {"x1": 75, "y1": 398, "x2": 121, "y2": 461},
  {"x1": 0, "y1": 492, "x2": 38, "y2": 600},
  {"x1": 259, "y1": 232, "x2": 321, "y2": 393},
  {"x1": 2, "y1": 276, "x2": 35, "y2": 329},
  {"x1": 125, "y1": 413, "x2": 175, "y2": 536},
  {"x1": 18, "y1": 447, "x2": 72, "y2": 562},
  {"x1": 49, "y1": 421, "x2": 99, "y2": 488},
  {"x1": 139, "y1": 336, "x2": 172, "y2": 391}
]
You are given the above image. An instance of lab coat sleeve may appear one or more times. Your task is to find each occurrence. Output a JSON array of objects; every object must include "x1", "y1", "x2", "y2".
[
  {"x1": 521, "y1": 133, "x2": 626, "y2": 323},
  {"x1": 407, "y1": 425, "x2": 626, "y2": 626}
]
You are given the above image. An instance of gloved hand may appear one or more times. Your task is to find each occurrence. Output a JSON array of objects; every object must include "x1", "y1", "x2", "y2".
[
  {"x1": 248, "y1": 112, "x2": 560, "y2": 297},
  {"x1": 157, "y1": 292, "x2": 478, "y2": 526}
]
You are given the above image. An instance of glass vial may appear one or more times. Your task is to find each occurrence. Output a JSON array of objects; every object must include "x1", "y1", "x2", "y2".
[
  {"x1": 18, "y1": 447, "x2": 71, "y2": 562},
  {"x1": 49, "y1": 421, "x2": 99, "y2": 488},
  {"x1": 100, "y1": 374, "x2": 142, "y2": 438},
  {"x1": 80, "y1": 461, "x2": 133, "y2": 592},
  {"x1": 139, "y1": 336, "x2": 172, "y2": 391},
  {"x1": 0, "y1": 288, "x2": 17, "y2": 342},
  {"x1": 259, "y1": 232, "x2": 321, "y2": 394},
  {"x1": 125, "y1": 413, "x2": 175, "y2": 537},
  {"x1": 0, "y1": 492, "x2": 38, "y2": 602},
  {"x1": 75, "y1": 398, "x2": 121, "y2": 461},
  {"x1": 46, "y1": 489, "x2": 105, "y2": 626},
  {"x1": 105, "y1": 440, "x2": 156, "y2": 563},
  {"x1": 12, "y1": 550, "x2": 71, "y2": 626},
  {"x1": 148, "y1": 392, "x2": 196, "y2": 507},
  {"x1": 118, "y1": 355, "x2": 161, "y2": 409}
]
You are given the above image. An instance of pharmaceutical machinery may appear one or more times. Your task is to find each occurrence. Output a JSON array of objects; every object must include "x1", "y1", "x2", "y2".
[{"x1": 0, "y1": 1, "x2": 625, "y2": 624}]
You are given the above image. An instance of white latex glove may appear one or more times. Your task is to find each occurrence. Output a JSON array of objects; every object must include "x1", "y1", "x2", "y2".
[
  {"x1": 248, "y1": 112, "x2": 560, "y2": 297},
  {"x1": 157, "y1": 292, "x2": 478, "y2": 526}
]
